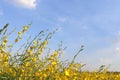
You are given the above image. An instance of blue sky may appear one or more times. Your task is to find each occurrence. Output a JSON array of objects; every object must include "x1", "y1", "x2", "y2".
[{"x1": 1, "y1": 0, "x2": 120, "y2": 71}]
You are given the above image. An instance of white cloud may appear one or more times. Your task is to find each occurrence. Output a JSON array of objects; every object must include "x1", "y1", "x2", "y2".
[
  {"x1": 90, "y1": 30, "x2": 120, "y2": 56},
  {"x1": 8, "y1": 0, "x2": 37, "y2": 9},
  {"x1": 115, "y1": 47, "x2": 120, "y2": 55},
  {"x1": 112, "y1": 31, "x2": 120, "y2": 55}
]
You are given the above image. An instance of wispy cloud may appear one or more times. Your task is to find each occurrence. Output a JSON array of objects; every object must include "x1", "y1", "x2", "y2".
[
  {"x1": 115, "y1": 47, "x2": 120, "y2": 54},
  {"x1": 111, "y1": 31, "x2": 120, "y2": 55},
  {"x1": 58, "y1": 17, "x2": 67, "y2": 22},
  {"x1": 7, "y1": 0, "x2": 37, "y2": 9}
]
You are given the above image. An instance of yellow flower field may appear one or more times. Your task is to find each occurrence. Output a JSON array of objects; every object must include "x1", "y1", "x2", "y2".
[{"x1": 0, "y1": 24, "x2": 120, "y2": 80}]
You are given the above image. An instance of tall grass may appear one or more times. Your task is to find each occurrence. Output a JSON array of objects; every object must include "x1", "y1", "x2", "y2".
[{"x1": 0, "y1": 24, "x2": 120, "y2": 80}]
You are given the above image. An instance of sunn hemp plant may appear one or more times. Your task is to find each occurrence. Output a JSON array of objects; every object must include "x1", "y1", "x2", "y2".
[{"x1": 0, "y1": 24, "x2": 120, "y2": 80}]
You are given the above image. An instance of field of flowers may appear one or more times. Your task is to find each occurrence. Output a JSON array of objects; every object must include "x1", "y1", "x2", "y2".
[{"x1": 0, "y1": 24, "x2": 120, "y2": 80}]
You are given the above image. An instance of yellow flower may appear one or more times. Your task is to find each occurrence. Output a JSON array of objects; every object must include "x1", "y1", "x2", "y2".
[
  {"x1": 2, "y1": 39, "x2": 8, "y2": 46},
  {"x1": 23, "y1": 26, "x2": 29, "y2": 30},
  {"x1": 25, "y1": 62, "x2": 31, "y2": 67},
  {"x1": 34, "y1": 64, "x2": 37, "y2": 67},
  {"x1": 4, "y1": 54, "x2": 9, "y2": 60},
  {"x1": 53, "y1": 51, "x2": 58, "y2": 56},
  {"x1": 38, "y1": 49, "x2": 43, "y2": 54},
  {"x1": 18, "y1": 78, "x2": 22, "y2": 80},
  {"x1": 3, "y1": 39, "x2": 8, "y2": 43},
  {"x1": 32, "y1": 58, "x2": 36, "y2": 62},
  {"x1": 27, "y1": 50, "x2": 31, "y2": 53},
  {"x1": 8, "y1": 68, "x2": 12, "y2": 73},
  {"x1": 15, "y1": 38, "x2": 18, "y2": 43},
  {"x1": 43, "y1": 73, "x2": 47, "y2": 78},
  {"x1": 33, "y1": 40, "x2": 37, "y2": 45},
  {"x1": 18, "y1": 31, "x2": 22, "y2": 35},
  {"x1": 3, "y1": 61, "x2": 8, "y2": 66},
  {"x1": 48, "y1": 56, "x2": 54, "y2": 61},
  {"x1": 52, "y1": 61, "x2": 57, "y2": 65},
  {"x1": 35, "y1": 72, "x2": 41, "y2": 76},
  {"x1": 65, "y1": 70, "x2": 69, "y2": 76},
  {"x1": 27, "y1": 50, "x2": 33, "y2": 56},
  {"x1": 44, "y1": 40, "x2": 48, "y2": 45},
  {"x1": 21, "y1": 69, "x2": 25, "y2": 73}
]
